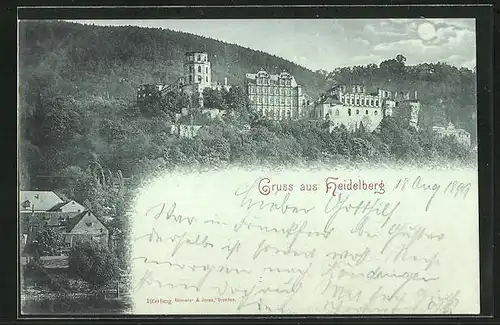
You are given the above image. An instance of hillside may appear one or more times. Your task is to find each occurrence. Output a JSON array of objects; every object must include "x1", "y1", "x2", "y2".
[{"x1": 18, "y1": 20, "x2": 330, "y2": 100}]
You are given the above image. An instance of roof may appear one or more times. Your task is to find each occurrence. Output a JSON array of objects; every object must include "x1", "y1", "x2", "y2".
[
  {"x1": 47, "y1": 200, "x2": 85, "y2": 212},
  {"x1": 46, "y1": 202, "x2": 68, "y2": 211},
  {"x1": 245, "y1": 71, "x2": 298, "y2": 87},
  {"x1": 23, "y1": 211, "x2": 81, "y2": 227},
  {"x1": 20, "y1": 191, "x2": 64, "y2": 212},
  {"x1": 64, "y1": 210, "x2": 109, "y2": 232},
  {"x1": 322, "y1": 97, "x2": 343, "y2": 105}
]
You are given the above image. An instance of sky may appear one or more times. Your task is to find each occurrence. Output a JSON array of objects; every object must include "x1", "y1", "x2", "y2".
[{"x1": 68, "y1": 19, "x2": 476, "y2": 72}]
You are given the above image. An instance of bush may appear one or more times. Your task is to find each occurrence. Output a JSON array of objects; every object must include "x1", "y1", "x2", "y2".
[{"x1": 68, "y1": 241, "x2": 120, "y2": 288}]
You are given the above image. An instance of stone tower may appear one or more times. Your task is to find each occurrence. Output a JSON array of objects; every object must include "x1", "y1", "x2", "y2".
[{"x1": 182, "y1": 52, "x2": 212, "y2": 107}]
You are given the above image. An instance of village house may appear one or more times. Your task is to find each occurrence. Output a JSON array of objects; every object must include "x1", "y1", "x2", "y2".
[
  {"x1": 20, "y1": 191, "x2": 65, "y2": 213},
  {"x1": 19, "y1": 191, "x2": 110, "y2": 258},
  {"x1": 432, "y1": 122, "x2": 471, "y2": 147}
]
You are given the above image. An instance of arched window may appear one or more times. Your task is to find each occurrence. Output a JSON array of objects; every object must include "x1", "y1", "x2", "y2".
[
  {"x1": 189, "y1": 75, "x2": 192, "y2": 83},
  {"x1": 335, "y1": 109, "x2": 339, "y2": 116},
  {"x1": 197, "y1": 55, "x2": 201, "y2": 61},
  {"x1": 356, "y1": 109, "x2": 360, "y2": 115},
  {"x1": 189, "y1": 66, "x2": 193, "y2": 73},
  {"x1": 198, "y1": 75, "x2": 202, "y2": 82},
  {"x1": 348, "y1": 109, "x2": 352, "y2": 116},
  {"x1": 206, "y1": 67, "x2": 208, "y2": 73},
  {"x1": 198, "y1": 66, "x2": 201, "y2": 73},
  {"x1": 366, "y1": 110, "x2": 368, "y2": 115},
  {"x1": 206, "y1": 76, "x2": 208, "y2": 82},
  {"x1": 374, "y1": 110, "x2": 378, "y2": 115}
]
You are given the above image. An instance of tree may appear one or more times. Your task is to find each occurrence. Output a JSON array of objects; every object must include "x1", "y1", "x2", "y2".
[
  {"x1": 68, "y1": 241, "x2": 120, "y2": 287},
  {"x1": 32, "y1": 228, "x2": 65, "y2": 256}
]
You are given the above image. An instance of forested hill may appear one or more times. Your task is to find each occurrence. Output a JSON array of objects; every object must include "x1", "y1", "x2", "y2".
[
  {"x1": 19, "y1": 20, "x2": 477, "y2": 136},
  {"x1": 18, "y1": 20, "x2": 477, "y2": 195},
  {"x1": 18, "y1": 20, "x2": 330, "y2": 99}
]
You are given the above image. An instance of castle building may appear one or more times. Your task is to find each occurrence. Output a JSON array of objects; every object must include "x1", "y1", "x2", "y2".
[
  {"x1": 137, "y1": 51, "x2": 230, "y2": 109},
  {"x1": 313, "y1": 84, "x2": 420, "y2": 132},
  {"x1": 432, "y1": 122, "x2": 471, "y2": 147},
  {"x1": 245, "y1": 69, "x2": 311, "y2": 120},
  {"x1": 181, "y1": 52, "x2": 212, "y2": 99}
]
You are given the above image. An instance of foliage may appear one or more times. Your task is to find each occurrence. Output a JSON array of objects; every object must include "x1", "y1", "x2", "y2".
[
  {"x1": 68, "y1": 241, "x2": 120, "y2": 287},
  {"x1": 32, "y1": 228, "x2": 65, "y2": 256}
]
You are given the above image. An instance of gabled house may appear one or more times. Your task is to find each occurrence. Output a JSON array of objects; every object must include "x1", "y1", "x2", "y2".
[
  {"x1": 64, "y1": 210, "x2": 109, "y2": 249},
  {"x1": 20, "y1": 191, "x2": 64, "y2": 213}
]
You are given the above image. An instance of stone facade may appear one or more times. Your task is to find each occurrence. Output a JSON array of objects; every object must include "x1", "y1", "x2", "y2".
[
  {"x1": 181, "y1": 52, "x2": 212, "y2": 100},
  {"x1": 245, "y1": 69, "x2": 311, "y2": 120},
  {"x1": 432, "y1": 122, "x2": 471, "y2": 147},
  {"x1": 313, "y1": 84, "x2": 420, "y2": 132}
]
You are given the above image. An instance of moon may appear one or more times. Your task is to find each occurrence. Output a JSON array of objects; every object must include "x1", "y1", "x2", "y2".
[{"x1": 417, "y1": 22, "x2": 436, "y2": 40}]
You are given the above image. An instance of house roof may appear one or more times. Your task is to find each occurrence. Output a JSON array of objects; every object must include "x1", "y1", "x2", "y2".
[
  {"x1": 23, "y1": 212, "x2": 81, "y2": 227},
  {"x1": 64, "y1": 210, "x2": 108, "y2": 232},
  {"x1": 20, "y1": 191, "x2": 64, "y2": 212},
  {"x1": 46, "y1": 202, "x2": 68, "y2": 212},
  {"x1": 46, "y1": 200, "x2": 85, "y2": 212}
]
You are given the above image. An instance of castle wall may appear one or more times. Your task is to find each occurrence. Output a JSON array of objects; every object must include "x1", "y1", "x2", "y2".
[{"x1": 320, "y1": 104, "x2": 385, "y2": 132}]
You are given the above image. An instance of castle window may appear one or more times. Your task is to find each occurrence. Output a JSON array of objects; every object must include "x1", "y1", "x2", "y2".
[
  {"x1": 198, "y1": 66, "x2": 201, "y2": 73},
  {"x1": 348, "y1": 109, "x2": 352, "y2": 116},
  {"x1": 356, "y1": 109, "x2": 359, "y2": 115},
  {"x1": 206, "y1": 67, "x2": 208, "y2": 73},
  {"x1": 366, "y1": 110, "x2": 369, "y2": 115},
  {"x1": 206, "y1": 76, "x2": 208, "y2": 82},
  {"x1": 374, "y1": 110, "x2": 378, "y2": 115}
]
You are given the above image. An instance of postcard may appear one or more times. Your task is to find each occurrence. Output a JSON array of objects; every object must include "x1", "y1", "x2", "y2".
[{"x1": 18, "y1": 17, "x2": 479, "y2": 315}]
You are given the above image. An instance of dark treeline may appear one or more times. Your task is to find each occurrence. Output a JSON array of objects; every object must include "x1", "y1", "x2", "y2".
[{"x1": 324, "y1": 55, "x2": 477, "y2": 140}]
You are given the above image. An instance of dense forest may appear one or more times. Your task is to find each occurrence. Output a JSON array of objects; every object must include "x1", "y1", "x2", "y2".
[{"x1": 18, "y1": 20, "x2": 477, "y2": 222}]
